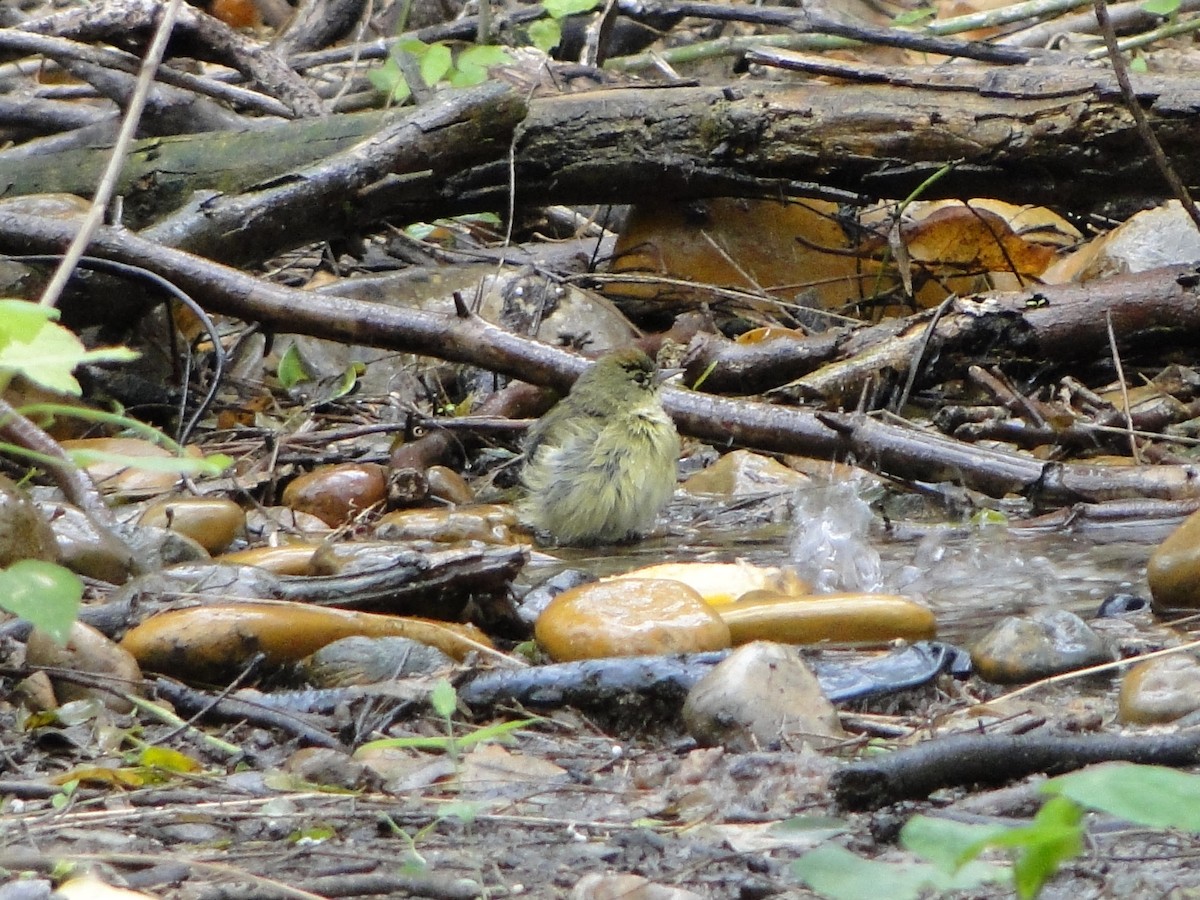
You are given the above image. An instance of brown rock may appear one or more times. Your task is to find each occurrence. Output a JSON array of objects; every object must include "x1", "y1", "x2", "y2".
[
  {"x1": 535, "y1": 578, "x2": 731, "y2": 662},
  {"x1": 426, "y1": 465, "x2": 474, "y2": 505},
  {"x1": 971, "y1": 609, "x2": 1110, "y2": 684},
  {"x1": 681, "y1": 449, "x2": 810, "y2": 496},
  {"x1": 0, "y1": 473, "x2": 57, "y2": 567},
  {"x1": 1149, "y1": 509, "x2": 1200, "y2": 611},
  {"x1": 138, "y1": 498, "x2": 245, "y2": 553},
  {"x1": 1119, "y1": 654, "x2": 1200, "y2": 725},
  {"x1": 26, "y1": 621, "x2": 143, "y2": 712},
  {"x1": 375, "y1": 504, "x2": 519, "y2": 544},
  {"x1": 282, "y1": 463, "x2": 388, "y2": 526}
]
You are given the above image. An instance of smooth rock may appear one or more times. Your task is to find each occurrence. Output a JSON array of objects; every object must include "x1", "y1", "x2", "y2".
[
  {"x1": 217, "y1": 543, "x2": 318, "y2": 575},
  {"x1": 138, "y1": 497, "x2": 245, "y2": 553},
  {"x1": 25, "y1": 621, "x2": 143, "y2": 712},
  {"x1": 682, "y1": 642, "x2": 845, "y2": 752},
  {"x1": 426, "y1": 465, "x2": 474, "y2": 504},
  {"x1": 0, "y1": 473, "x2": 57, "y2": 567},
  {"x1": 970, "y1": 609, "x2": 1111, "y2": 684},
  {"x1": 606, "y1": 561, "x2": 808, "y2": 606},
  {"x1": 285, "y1": 747, "x2": 374, "y2": 790},
  {"x1": 375, "y1": 504, "x2": 519, "y2": 544},
  {"x1": 282, "y1": 462, "x2": 388, "y2": 526},
  {"x1": 1119, "y1": 654, "x2": 1200, "y2": 724},
  {"x1": 303, "y1": 635, "x2": 455, "y2": 687},
  {"x1": 535, "y1": 578, "x2": 731, "y2": 662},
  {"x1": 1148, "y1": 509, "x2": 1200, "y2": 611},
  {"x1": 718, "y1": 591, "x2": 937, "y2": 645},
  {"x1": 42, "y1": 502, "x2": 132, "y2": 583},
  {"x1": 517, "y1": 568, "x2": 596, "y2": 628},
  {"x1": 681, "y1": 449, "x2": 810, "y2": 496}
]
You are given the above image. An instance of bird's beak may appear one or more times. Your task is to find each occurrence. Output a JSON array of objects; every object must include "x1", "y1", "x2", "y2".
[{"x1": 656, "y1": 366, "x2": 685, "y2": 385}]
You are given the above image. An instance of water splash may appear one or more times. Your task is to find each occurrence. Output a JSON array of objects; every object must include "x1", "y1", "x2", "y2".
[{"x1": 790, "y1": 481, "x2": 883, "y2": 592}]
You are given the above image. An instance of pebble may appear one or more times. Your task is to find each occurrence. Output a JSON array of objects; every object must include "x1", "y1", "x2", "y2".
[
  {"x1": 1119, "y1": 654, "x2": 1200, "y2": 724},
  {"x1": 303, "y1": 635, "x2": 455, "y2": 687},
  {"x1": 606, "y1": 560, "x2": 808, "y2": 606},
  {"x1": 1148, "y1": 509, "x2": 1200, "y2": 611},
  {"x1": 61, "y1": 437, "x2": 190, "y2": 496},
  {"x1": 138, "y1": 497, "x2": 245, "y2": 553},
  {"x1": 682, "y1": 642, "x2": 845, "y2": 752},
  {"x1": 374, "y1": 504, "x2": 519, "y2": 544},
  {"x1": 970, "y1": 609, "x2": 1111, "y2": 683},
  {"x1": 681, "y1": 449, "x2": 810, "y2": 496},
  {"x1": 0, "y1": 474, "x2": 57, "y2": 567},
  {"x1": 282, "y1": 462, "x2": 388, "y2": 526},
  {"x1": 535, "y1": 578, "x2": 731, "y2": 662},
  {"x1": 25, "y1": 621, "x2": 143, "y2": 712}
]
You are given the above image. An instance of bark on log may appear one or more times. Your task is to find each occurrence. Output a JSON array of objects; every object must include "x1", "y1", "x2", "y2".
[{"x1": 1, "y1": 68, "x2": 1197, "y2": 237}]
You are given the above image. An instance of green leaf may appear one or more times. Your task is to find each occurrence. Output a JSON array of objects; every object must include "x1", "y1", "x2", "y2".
[
  {"x1": 0, "y1": 302, "x2": 137, "y2": 395},
  {"x1": 792, "y1": 844, "x2": 1007, "y2": 900},
  {"x1": 544, "y1": 0, "x2": 600, "y2": 17},
  {"x1": 453, "y1": 45, "x2": 512, "y2": 86},
  {"x1": 421, "y1": 42, "x2": 454, "y2": 86},
  {"x1": 430, "y1": 678, "x2": 458, "y2": 718},
  {"x1": 397, "y1": 38, "x2": 431, "y2": 56},
  {"x1": 0, "y1": 560, "x2": 83, "y2": 644},
  {"x1": 901, "y1": 815, "x2": 1010, "y2": 872},
  {"x1": 528, "y1": 18, "x2": 562, "y2": 51},
  {"x1": 440, "y1": 800, "x2": 479, "y2": 825},
  {"x1": 458, "y1": 45, "x2": 512, "y2": 69},
  {"x1": 1045, "y1": 762, "x2": 1200, "y2": 831},
  {"x1": 277, "y1": 345, "x2": 311, "y2": 389},
  {"x1": 1142, "y1": 0, "x2": 1180, "y2": 15},
  {"x1": 66, "y1": 448, "x2": 232, "y2": 477},
  {"x1": 893, "y1": 6, "x2": 935, "y2": 25},
  {"x1": 368, "y1": 56, "x2": 405, "y2": 97},
  {"x1": 328, "y1": 362, "x2": 365, "y2": 401},
  {"x1": 0, "y1": 299, "x2": 59, "y2": 342},
  {"x1": 356, "y1": 718, "x2": 536, "y2": 754}
]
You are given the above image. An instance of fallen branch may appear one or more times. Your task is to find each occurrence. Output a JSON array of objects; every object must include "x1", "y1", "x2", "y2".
[{"x1": 2, "y1": 212, "x2": 1199, "y2": 504}]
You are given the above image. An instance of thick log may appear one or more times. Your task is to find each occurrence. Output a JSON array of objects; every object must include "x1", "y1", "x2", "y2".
[{"x1": 0, "y1": 68, "x2": 1195, "y2": 235}]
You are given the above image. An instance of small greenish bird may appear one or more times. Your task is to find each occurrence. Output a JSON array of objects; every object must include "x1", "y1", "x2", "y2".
[{"x1": 519, "y1": 348, "x2": 680, "y2": 546}]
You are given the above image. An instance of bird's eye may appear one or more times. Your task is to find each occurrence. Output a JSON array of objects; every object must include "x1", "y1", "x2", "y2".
[{"x1": 634, "y1": 371, "x2": 650, "y2": 387}]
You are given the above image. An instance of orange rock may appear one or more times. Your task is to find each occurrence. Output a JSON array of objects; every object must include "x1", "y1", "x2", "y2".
[
  {"x1": 716, "y1": 592, "x2": 936, "y2": 646},
  {"x1": 535, "y1": 578, "x2": 730, "y2": 662},
  {"x1": 282, "y1": 463, "x2": 388, "y2": 526}
]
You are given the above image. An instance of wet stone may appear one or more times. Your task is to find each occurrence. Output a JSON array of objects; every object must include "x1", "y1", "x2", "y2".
[
  {"x1": 681, "y1": 449, "x2": 810, "y2": 497},
  {"x1": 970, "y1": 609, "x2": 1112, "y2": 684},
  {"x1": 517, "y1": 568, "x2": 596, "y2": 629},
  {"x1": 426, "y1": 465, "x2": 474, "y2": 505},
  {"x1": 1148, "y1": 509, "x2": 1200, "y2": 611},
  {"x1": 682, "y1": 641, "x2": 844, "y2": 752},
  {"x1": 138, "y1": 498, "x2": 245, "y2": 554},
  {"x1": 0, "y1": 473, "x2": 57, "y2": 567},
  {"x1": 303, "y1": 635, "x2": 455, "y2": 687},
  {"x1": 25, "y1": 622, "x2": 143, "y2": 713},
  {"x1": 282, "y1": 462, "x2": 388, "y2": 526},
  {"x1": 535, "y1": 578, "x2": 731, "y2": 662},
  {"x1": 1119, "y1": 654, "x2": 1200, "y2": 725},
  {"x1": 374, "y1": 504, "x2": 519, "y2": 544}
]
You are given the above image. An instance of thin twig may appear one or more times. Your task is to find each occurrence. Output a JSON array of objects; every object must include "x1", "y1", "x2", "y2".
[
  {"x1": 1105, "y1": 309, "x2": 1141, "y2": 463},
  {"x1": 1093, "y1": 0, "x2": 1200, "y2": 234},
  {"x1": 39, "y1": 0, "x2": 184, "y2": 309}
]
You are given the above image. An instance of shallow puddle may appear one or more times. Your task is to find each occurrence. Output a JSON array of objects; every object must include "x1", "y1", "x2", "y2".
[{"x1": 522, "y1": 490, "x2": 1182, "y2": 646}]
